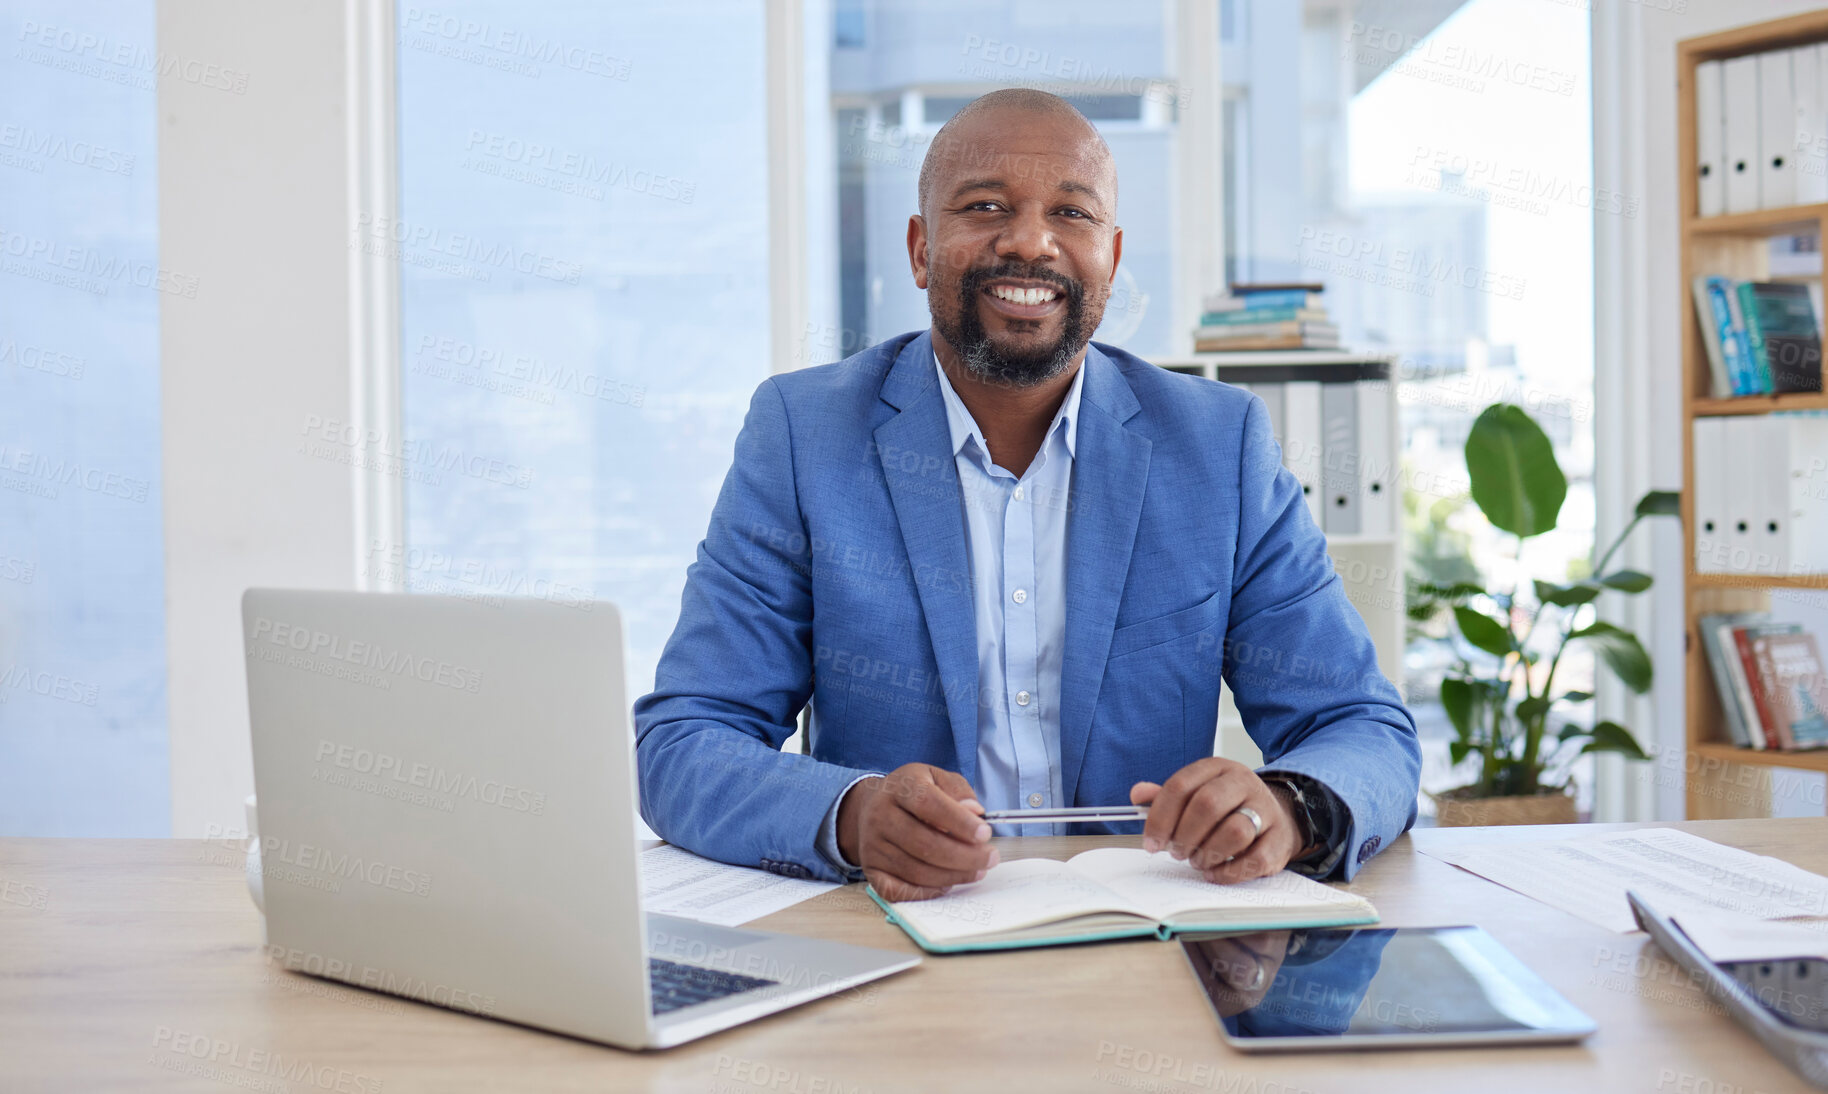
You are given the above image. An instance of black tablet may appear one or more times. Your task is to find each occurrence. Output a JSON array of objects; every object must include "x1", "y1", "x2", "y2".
[{"x1": 1180, "y1": 925, "x2": 1596, "y2": 1051}]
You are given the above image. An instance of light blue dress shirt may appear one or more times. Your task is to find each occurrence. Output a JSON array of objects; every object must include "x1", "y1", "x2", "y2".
[{"x1": 815, "y1": 354, "x2": 1084, "y2": 874}]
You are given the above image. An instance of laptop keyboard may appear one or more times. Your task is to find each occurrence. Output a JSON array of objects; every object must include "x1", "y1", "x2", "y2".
[{"x1": 648, "y1": 957, "x2": 778, "y2": 1015}]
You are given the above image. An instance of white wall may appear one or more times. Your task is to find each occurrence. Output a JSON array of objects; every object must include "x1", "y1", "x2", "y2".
[
  {"x1": 1596, "y1": 0, "x2": 1828, "y2": 821},
  {"x1": 159, "y1": 2, "x2": 368, "y2": 836}
]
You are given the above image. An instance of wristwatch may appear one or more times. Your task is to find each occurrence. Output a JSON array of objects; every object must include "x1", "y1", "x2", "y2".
[{"x1": 1260, "y1": 772, "x2": 1331, "y2": 865}]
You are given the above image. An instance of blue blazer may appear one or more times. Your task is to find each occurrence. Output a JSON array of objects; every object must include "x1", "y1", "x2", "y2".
[{"x1": 635, "y1": 331, "x2": 1419, "y2": 882}]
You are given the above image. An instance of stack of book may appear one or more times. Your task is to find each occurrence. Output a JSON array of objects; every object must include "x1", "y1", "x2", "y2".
[
  {"x1": 1194, "y1": 282, "x2": 1339, "y2": 352},
  {"x1": 1690, "y1": 276, "x2": 1824, "y2": 396},
  {"x1": 1699, "y1": 611, "x2": 1828, "y2": 751}
]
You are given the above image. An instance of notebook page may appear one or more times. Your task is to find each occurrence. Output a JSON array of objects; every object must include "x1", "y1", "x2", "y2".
[
  {"x1": 886, "y1": 857, "x2": 1148, "y2": 944},
  {"x1": 1067, "y1": 847, "x2": 1369, "y2": 922}
]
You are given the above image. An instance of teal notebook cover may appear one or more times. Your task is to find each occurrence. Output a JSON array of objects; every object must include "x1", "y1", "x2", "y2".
[{"x1": 865, "y1": 885, "x2": 1380, "y2": 955}]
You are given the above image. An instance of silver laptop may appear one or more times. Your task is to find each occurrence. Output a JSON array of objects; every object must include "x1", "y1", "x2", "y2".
[{"x1": 242, "y1": 588, "x2": 917, "y2": 1049}]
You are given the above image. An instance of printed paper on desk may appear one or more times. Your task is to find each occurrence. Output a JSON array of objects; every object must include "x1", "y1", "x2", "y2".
[
  {"x1": 1421, "y1": 828, "x2": 1828, "y2": 934},
  {"x1": 640, "y1": 845, "x2": 839, "y2": 927},
  {"x1": 1672, "y1": 907, "x2": 1828, "y2": 964}
]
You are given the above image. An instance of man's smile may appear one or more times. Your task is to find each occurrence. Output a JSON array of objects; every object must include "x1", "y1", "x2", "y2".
[{"x1": 981, "y1": 277, "x2": 1066, "y2": 320}]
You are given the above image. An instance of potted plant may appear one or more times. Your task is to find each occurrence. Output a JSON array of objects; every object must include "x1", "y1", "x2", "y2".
[{"x1": 1408, "y1": 403, "x2": 1679, "y2": 826}]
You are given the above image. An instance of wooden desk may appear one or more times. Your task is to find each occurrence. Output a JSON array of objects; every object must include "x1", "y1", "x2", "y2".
[{"x1": 4, "y1": 819, "x2": 1823, "y2": 1092}]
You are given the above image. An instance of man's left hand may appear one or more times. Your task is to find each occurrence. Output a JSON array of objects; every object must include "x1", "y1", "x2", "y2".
[{"x1": 1130, "y1": 758, "x2": 1301, "y2": 884}]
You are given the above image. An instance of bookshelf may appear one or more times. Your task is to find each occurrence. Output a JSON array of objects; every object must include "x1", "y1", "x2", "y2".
[
  {"x1": 1679, "y1": 13, "x2": 1828, "y2": 816},
  {"x1": 1155, "y1": 352, "x2": 1403, "y2": 768}
]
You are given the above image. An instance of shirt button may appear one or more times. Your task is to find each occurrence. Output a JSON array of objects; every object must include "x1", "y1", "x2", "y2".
[
  {"x1": 1013, "y1": 485, "x2": 1025, "y2": 500},
  {"x1": 1028, "y1": 793, "x2": 1044, "y2": 808},
  {"x1": 1015, "y1": 691, "x2": 1031, "y2": 707},
  {"x1": 1012, "y1": 589, "x2": 1027, "y2": 604}
]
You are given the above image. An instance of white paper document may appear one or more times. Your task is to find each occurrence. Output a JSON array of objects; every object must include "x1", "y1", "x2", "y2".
[
  {"x1": 639, "y1": 845, "x2": 839, "y2": 927},
  {"x1": 1420, "y1": 828, "x2": 1828, "y2": 933},
  {"x1": 1672, "y1": 908, "x2": 1828, "y2": 963}
]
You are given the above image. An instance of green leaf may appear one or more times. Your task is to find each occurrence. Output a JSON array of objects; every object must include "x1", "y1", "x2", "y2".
[
  {"x1": 1416, "y1": 581, "x2": 1485, "y2": 602},
  {"x1": 1453, "y1": 605, "x2": 1513, "y2": 657},
  {"x1": 1449, "y1": 741, "x2": 1473, "y2": 765},
  {"x1": 1557, "y1": 723, "x2": 1589, "y2": 741},
  {"x1": 1441, "y1": 678, "x2": 1478, "y2": 740},
  {"x1": 1569, "y1": 622, "x2": 1653, "y2": 694},
  {"x1": 1579, "y1": 720, "x2": 1651, "y2": 760},
  {"x1": 1464, "y1": 404, "x2": 1567, "y2": 538},
  {"x1": 1598, "y1": 570, "x2": 1654, "y2": 594},
  {"x1": 1516, "y1": 696, "x2": 1551, "y2": 724},
  {"x1": 1635, "y1": 490, "x2": 1681, "y2": 518},
  {"x1": 1558, "y1": 690, "x2": 1595, "y2": 704},
  {"x1": 1534, "y1": 579, "x2": 1601, "y2": 607}
]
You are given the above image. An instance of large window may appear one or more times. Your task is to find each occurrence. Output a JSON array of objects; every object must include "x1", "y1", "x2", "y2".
[
  {"x1": 390, "y1": 0, "x2": 1601, "y2": 821},
  {"x1": 0, "y1": 0, "x2": 168, "y2": 834},
  {"x1": 395, "y1": 2, "x2": 769, "y2": 698},
  {"x1": 1227, "y1": 0, "x2": 1597, "y2": 814}
]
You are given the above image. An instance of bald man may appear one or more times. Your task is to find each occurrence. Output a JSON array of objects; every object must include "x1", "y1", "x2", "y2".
[{"x1": 636, "y1": 90, "x2": 1420, "y2": 901}]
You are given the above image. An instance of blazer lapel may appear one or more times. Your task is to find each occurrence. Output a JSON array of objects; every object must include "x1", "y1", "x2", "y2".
[
  {"x1": 1059, "y1": 346, "x2": 1151, "y2": 803},
  {"x1": 873, "y1": 333, "x2": 981, "y2": 785}
]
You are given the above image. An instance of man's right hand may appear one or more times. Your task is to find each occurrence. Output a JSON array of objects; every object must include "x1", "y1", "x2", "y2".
[{"x1": 836, "y1": 763, "x2": 998, "y2": 901}]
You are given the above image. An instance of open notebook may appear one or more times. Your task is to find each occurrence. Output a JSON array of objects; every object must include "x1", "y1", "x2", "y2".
[{"x1": 868, "y1": 847, "x2": 1378, "y2": 953}]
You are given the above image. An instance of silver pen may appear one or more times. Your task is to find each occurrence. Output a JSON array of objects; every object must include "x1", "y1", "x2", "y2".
[{"x1": 978, "y1": 804, "x2": 1150, "y2": 825}]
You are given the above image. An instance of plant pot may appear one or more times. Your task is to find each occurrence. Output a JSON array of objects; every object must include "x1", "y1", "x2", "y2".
[{"x1": 1430, "y1": 785, "x2": 1577, "y2": 827}]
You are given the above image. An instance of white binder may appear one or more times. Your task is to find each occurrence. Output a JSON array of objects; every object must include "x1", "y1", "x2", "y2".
[
  {"x1": 1723, "y1": 54, "x2": 1762, "y2": 214},
  {"x1": 1356, "y1": 379, "x2": 1393, "y2": 537},
  {"x1": 1759, "y1": 49, "x2": 1796, "y2": 209},
  {"x1": 1783, "y1": 415, "x2": 1828, "y2": 575},
  {"x1": 1320, "y1": 383, "x2": 1360, "y2": 535},
  {"x1": 1719, "y1": 417, "x2": 1760, "y2": 573},
  {"x1": 1692, "y1": 417, "x2": 1727, "y2": 573},
  {"x1": 1793, "y1": 46, "x2": 1827, "y2": 203},
  {"x1": 1696, "y1": 59, "x2": 1727, "y2": 216},
  {"x1": 1750, "y1": 417, "x2": 1791, "y2": 575},
  {"x1": 1282, "y1": 381, "x2": 1323, "y2": 524}
]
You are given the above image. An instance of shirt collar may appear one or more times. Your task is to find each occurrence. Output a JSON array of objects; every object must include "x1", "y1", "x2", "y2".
[{"x1": 932, "y1": 351, "x2": 1084, "y2": 465}]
